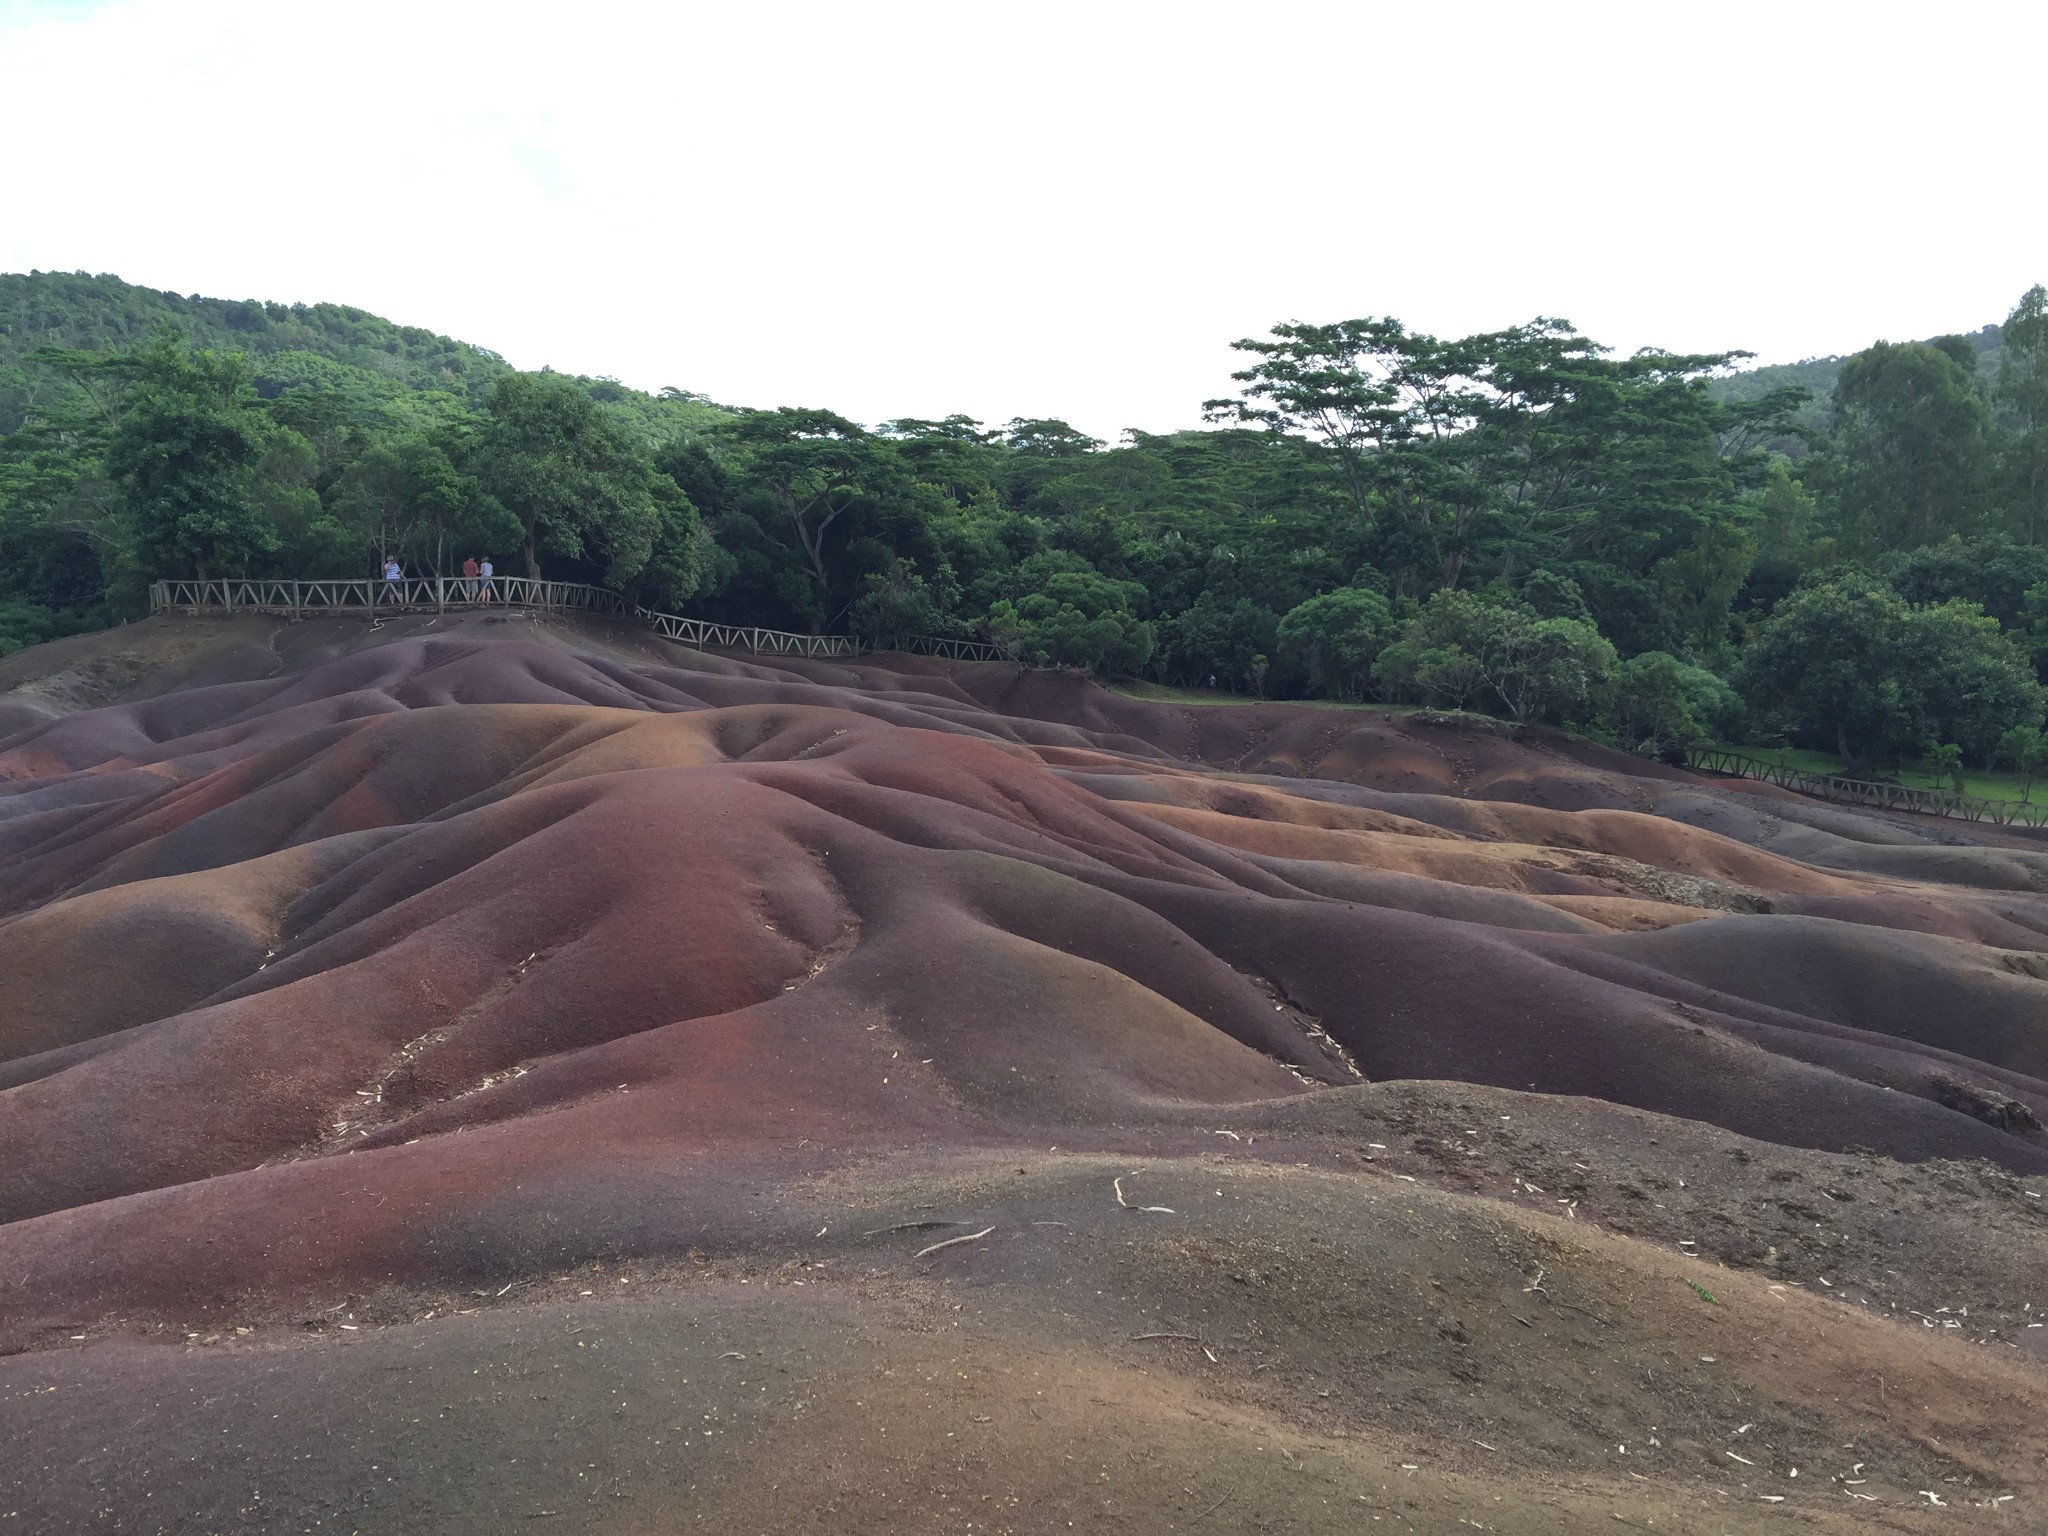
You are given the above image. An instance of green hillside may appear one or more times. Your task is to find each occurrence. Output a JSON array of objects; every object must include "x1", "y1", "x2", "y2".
[
  {"x1": 0, "y1": 271, "x2": 506, "y2": 417},
  {"x1": 0, "y1": 271, "x2": 725, "y2": 445},
  {"x1": 1711, "y1": 321, "x2": 2005, "y2": 432}
]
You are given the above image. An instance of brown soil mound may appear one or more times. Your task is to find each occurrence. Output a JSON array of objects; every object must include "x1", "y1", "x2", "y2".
[{"x1": 3, "y1": 612, "x2": 2045, "y2": 1533}]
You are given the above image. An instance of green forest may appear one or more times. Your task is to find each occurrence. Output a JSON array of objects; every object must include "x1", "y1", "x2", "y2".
[{"x1": 5, "y1": 270, "x2": 2048, "y2": 784}]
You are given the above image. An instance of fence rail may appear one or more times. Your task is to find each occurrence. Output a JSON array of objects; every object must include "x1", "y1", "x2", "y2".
[
  {"x1": 147, "y1": 577, "x2": 1008, "y2": 665},
  {"x1": 634, "y1": 606, "x2": 856, "y2": 658},
  {"x1": 1686, "y1": 747, "x2": 2048, "y2": 828},
  {"x1": 881, "y1": 633, "x2": 1008, "y2": 662}
]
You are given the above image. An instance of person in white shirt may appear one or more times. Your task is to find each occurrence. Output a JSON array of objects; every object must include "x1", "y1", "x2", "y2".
[
  {"x1": 477, "y1": 557, "x2": 495, "y2": 603},
  {"x1": 382, "y1": 558, "x2": 402, "y2": 600}
]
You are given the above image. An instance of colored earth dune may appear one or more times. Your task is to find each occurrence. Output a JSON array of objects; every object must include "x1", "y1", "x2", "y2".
[{"x1": 2, "y1": 611, "x2": 2045, "y2": 1532}]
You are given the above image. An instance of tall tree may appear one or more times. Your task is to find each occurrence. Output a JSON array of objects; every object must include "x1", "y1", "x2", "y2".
[
  {"x1": 1819, "y1": 340, "x2": 1991, "y2": 552},
  {"x1": 1207, "y1": 317, "x2": 1796, "y2": 607},
  {"x1": 1204, "y1": 318, "x2": 1486, "y2": 585},
  {"x1": 725, "y1": 408, "x2": 907, "y2": 624},
  {"x1": 0, "y1": 345, "x2": 136, "y2": 606},
  {"x1": 1735, "y1": 575, "x2": 2042, "y2": 768},
  {"x1": 1276, "y1": 586, "x2": 1393, "y2": 700},
  {"x1": 469, "y1": 372, "x2": 678, "y2": 586},
  {"x1": 103, "y1": 331, "x2": 278, "y2": 581},
  {"x1": 327, "y1": 430, "x2": 515, "y2": 577},
  {"x1": 1998, "y1": 285, "x2": 2048, "y2": 545},
  {"x1": 1468, "y1": 327, "x2": 1793, "y2": 608},
  {"x1": 1376, "y1": 588, "x2": 1616, "y2": 724}
]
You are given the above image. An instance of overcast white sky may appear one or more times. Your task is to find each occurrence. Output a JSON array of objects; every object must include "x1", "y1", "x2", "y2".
[{"x1": 3, "y1": 0, "x2": 2043, "y2": 439}]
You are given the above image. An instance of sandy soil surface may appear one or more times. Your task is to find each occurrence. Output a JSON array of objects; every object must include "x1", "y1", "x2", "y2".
[{"x1": 2, "y1": 611, "x2": 2044, "y2": 1533}]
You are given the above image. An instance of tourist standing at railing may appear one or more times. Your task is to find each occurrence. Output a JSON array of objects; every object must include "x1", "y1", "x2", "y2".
[
  {"x1": 477, "y1": 557, "x2": 495, "y2": 603},
  {"x1": 382, "y1": 557, "x2": 402, "y2": 600},
  {"x1": 461, "y1": 555, "x2": 480, "y2": 600}
]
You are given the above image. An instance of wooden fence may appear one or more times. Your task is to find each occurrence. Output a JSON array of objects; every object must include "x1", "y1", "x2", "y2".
[
  {"x1": 149, "y1": 576, "x2": 632, "y2": 618},
  {"x1": 147, "y1": 577, "x2": 1008, "y2": 664},
  {"x1": 634, "y1": 606, "x2": 856, "y2": 658},
  {"x1": 1685, "y1": 747, "x2": 2048, "y2": 828}
]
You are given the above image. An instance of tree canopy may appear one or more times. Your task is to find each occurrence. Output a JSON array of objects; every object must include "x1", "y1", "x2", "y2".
[{"x1": 3, "y1": 269, "x2": 2046, "y2": 778}]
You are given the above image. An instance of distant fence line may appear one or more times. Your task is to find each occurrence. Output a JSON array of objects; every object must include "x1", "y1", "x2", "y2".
[
  {"x1": 635, "y1": 605, "x2": 856, "y2": 658},
  {"x1": 147, "y1": 577, "x2": 1008, "y2": 664},
  {"x1": 1686, "y1": 747, "x2": 2048, "y2": 829}
]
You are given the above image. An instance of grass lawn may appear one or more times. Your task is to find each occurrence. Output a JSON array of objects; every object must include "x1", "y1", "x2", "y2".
[
  {"x1": 1105, "y1": 688, "x2": 1540, "y2": 737},
  {"x1": 1108, "y1": 680, "x2": 1406, "y2": 713},
  {"x1": 1106, "y1": 680, "x2": 1265, "y2": 707},
  {"x1": 1091, "y1": 696, "x2": 2045, "y2": 805},
  {"x1": 1104, "y1": 682, "x2": 1517, "y2": 727},
  {"x1": 1714, "y1": 743, "x2": 2043, "y2": 804}
]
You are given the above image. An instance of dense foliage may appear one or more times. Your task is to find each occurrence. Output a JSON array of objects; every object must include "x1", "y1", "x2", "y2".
[{"x1": 4, "y1": 271, "x2": 2046, "y2": 777}]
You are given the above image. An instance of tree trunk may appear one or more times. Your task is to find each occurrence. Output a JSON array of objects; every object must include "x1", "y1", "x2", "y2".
[
  {"x1": 522, "y1": 524, "x2": 540, "y2": 581},
  {"x1": 777, "y1": 486, "x2": 834, "y2": 632},
  {"x1": 1836, "y1": 719, "x2": 1865, "y2": 776}
]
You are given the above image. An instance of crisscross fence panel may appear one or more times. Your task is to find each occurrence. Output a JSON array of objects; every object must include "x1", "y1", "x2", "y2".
[
  {"x1": 633, "y1": 607, "x2": 856, "y2": 658},
  {"x1": 885, "y1": 634, "x2": 1007, "y2": 662},
  {"x1": 147, "y1": 578, "x2": 1007, "y2": 665},
  {"x1": 149, "y1": 576, "x2": 635, "y2": 616},
  {"x1": 1686, "y1": 747, "x2": 2048, "y2": 828}
]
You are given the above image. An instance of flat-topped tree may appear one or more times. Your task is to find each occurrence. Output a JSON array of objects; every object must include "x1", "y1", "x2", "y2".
[{"x1": 725, "y1": 407, "x2": 909, "y2": 629}]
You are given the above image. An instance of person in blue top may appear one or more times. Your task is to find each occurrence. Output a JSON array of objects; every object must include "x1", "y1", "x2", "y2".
[{"x1": 382, "y1": 557, "x2": 402, "y2": 601}]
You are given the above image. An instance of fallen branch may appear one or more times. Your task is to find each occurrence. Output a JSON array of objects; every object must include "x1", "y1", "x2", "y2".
[
  {"x1": 1132, "y1": 1331, "x2": 1201, "y2": 1342},
  {"x1": 1113, "y1": 1175, "x2": 1175, "y2": 1213},
  {"x1": 1545, "y1": 1297, "x2": 1615, "y2": 1327},
  {"x1": 915, "y1": 1226, "x2": 994, "y2": 1258},
  {"x1": 1522, "y1": 1265, "x2": 1611, "y2": 1325},
  {"x1": 864, "y1": 1219, "x2": 966, "y2": 1237}
]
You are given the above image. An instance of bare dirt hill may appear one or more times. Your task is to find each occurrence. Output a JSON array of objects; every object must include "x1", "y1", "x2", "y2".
[{"x1": 2, "y1": 612, "x2": 2044, "y2": 1533}]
